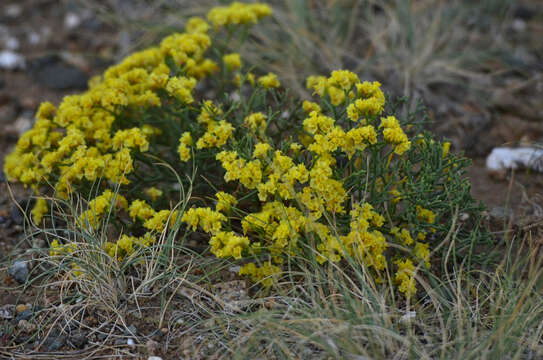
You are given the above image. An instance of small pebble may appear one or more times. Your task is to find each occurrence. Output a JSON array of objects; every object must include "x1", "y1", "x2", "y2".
[
  {"x1": 124, "y1": 324, "x2": 137, "y2": 336},
  {"x1": 17, "y1": 319, "x2": 36, "y2": 333},
  {"x1": 0, "y1": 50, "x2": 25, "y2": 70},
  {"x1": 4, "y1": 4, "x2": 22, "y2": 18},
  {"x1": 148, "y1": 357, "x2": 163, "y2": 360},
  {"x1": 15, "y1": 309, "x2": 33, "y2": 322},
  {"x1": 146, "y1": 339, "x2": 159, "y2": 354},
  {"x1": 69, "y1": 332, "x2": 88, "y2": 349},
  {"x1": 8, "y1": 261, "x2": 29, "y2": 284},
  {"x1": 16, "y1": 304, "x2": 30, "y2": 313}
]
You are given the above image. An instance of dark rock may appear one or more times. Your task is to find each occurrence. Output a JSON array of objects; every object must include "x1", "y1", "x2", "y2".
[
  {"x1": 44, "y1": 329, "x2": 66, "y2": 351},
  {"x1": 8, "y1": 261, "x2": 29, "y2": 284},
  {"x1": 124, "y1": 325, "x2": 137, "y2": 337},
  {"x1": 514, "y1": 5, "x2": 535, "y2": 21},
  {"x1": 47, "y1": 336, "x2": 66, "y2": 351},
  {"x1": 0, "y1": 170, "x2": 5, "y2": 182},
  {"x1": 114, "y1": 338, "x2": 126, "y2": 346},
  {"x1": 14, "y1": 335, "x2": 31, "y2": 344},
  {"x1": 30, "y1": 54, "x2": 88, "y2": 90},
  {"x1": 15, "y1": 309, "x2": 33, "y2": 322},
  {"x1": 69, "y1": 332, "x2": 88, "y2": 349},
  {"x1": 9, "y1": 203, "x2": 25, "y2": 225}
]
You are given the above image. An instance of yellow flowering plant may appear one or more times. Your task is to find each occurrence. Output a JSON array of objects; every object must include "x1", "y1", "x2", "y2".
[{"x1": 4, "y1": 1, "x2": 487, "y2": 298}]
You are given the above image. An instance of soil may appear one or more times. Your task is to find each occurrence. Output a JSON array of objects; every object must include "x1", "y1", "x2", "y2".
[{"x1": 0, "y1": 0, "x2": 542, "y2": 358}]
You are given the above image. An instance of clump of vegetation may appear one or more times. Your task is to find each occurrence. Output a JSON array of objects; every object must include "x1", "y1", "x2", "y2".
[{"x1": 4, "y1": 1, "x2": 484, "y2": 301}]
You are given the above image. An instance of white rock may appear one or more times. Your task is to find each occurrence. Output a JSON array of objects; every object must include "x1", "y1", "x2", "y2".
[
  {"x1": 486, "y1": 147, "x2": 543, "y2": 172},
  {"x1": 27, "y1": 32, "x2": 41, "y2": 45},
  {"x1": 400, "y1": 311, "x2": 416, "y2": 322},
  {"x1": 148, "y1": 357, "x2": 163, "y2": 360},
  {"x1": 0, "y1": 50, "x2": 25, "y2": 70},
  {"x1": 5, "y1": 36, "x2": 19, "y2": 50},
  {"x1": 4, "y1": 4, "x2": 22, "y2": 18},
  {"x1": 64, "y1": 13, "x2": 82, "y2": 30}
]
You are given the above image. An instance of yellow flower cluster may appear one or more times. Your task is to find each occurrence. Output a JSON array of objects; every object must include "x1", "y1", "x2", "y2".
[
  {"x1": 257, "y1": 73, "x2": 281, "y2": 88},
  {"x1": 105, "y1": 233, "x2": 155, "y2": 261},
  {"x1": 215, "y1": 191, "x2": 237, "y2": 213},
  {"x1": 178, "y1": 131, "x2": 193, "y2": 162},
  {"x1": 5, "y1": 2, "x2": 455, "y2": 299},
  {"x1": 31, "y1": 198, "x2": 48, "y2": 224},
  {"x1": 306, "y1": 70, "x2": 383, "y2": 108},
  {"x1": 380, "y1": 116, "x2": 411, "y2": 155},
  {"x1": 239, "y1": 261, "x2": 281, "y2": 287},
  {"x1": 244, "y1": 112, "x2": 267, "y2": 135},
  {"x1": 79, "y1": 190, "x2": 127, "y2": 229},
  {"x1": 145, "y1": 187, "x2": 163, "y2": 201},
  {"x1": 207, "y1": 2, "x2": 272, "y2": 28},
  {"x1": 223, "y1": 53, "x2": 242, "y2": 70},
  {"x1": 4, "y1": 26, "x2": 215, "y2": 197},
  {"x1": 395, "y1": 259, "x2": 417, "y2": 297}
]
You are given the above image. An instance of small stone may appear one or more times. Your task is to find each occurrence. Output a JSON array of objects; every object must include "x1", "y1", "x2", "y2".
[
  {"x1": 4, "y1": 4, "x2": 23, "y2": 18},
  {"x1": 16, "y1": 304, "x2": 30, "y2": 313},
  {"x1": 8, "y1": 261, "x2": 29, "y2": 284},
  {"x1": 69, "y1": 332, "x2": 87, "y2": 349},
  {"x1": 0, "y1": 304, "x2": 15, "y2": 319},
  {"x1": 127, "y1": 338, "x2": 136, "y2": 348},
  {"x1": 124, "y1": 325, "x2": 137, "y2": 336},
  {"x1": 17, "y1": 319, "x2": 36, "y2": 333},
  {"x1": 30, "y1": 54, "x2": 88, "y2": 90},
  {"x1": 9, "y1": 204, "x2": 25, "y2": 226},
  {"x1": 27, "y1": 32, "x2": 41, "y2": 45},
  {"x1": 5, "y1": 36, "x2": 19, "y2": 51},
  {"x1": 45, "y1": 331, "x2": 66, "y2": 351},
  {"x1": 148, "y1": 357, "x2": 163, "y2": 360},
  {"x1": 0, "y1": 50, "x2": 25, "y2": 70},
  {"x1": 10, "y1": 115, "x2": 33, "y2": 136},
  {"x1": 114, "y1": 338, "x2": 125, "y2": 346},
  {"x1": 146, "y1": 339, "x2": 159, "y2": 355},
  {"x1": 64, "y1": 13, "x2": 82, "y2": 30},
  {"x1": 160, "y1": 327, "x2": 168, "y2": 335},
  {"x1": 15, "y1": 309, "x2": 33, "y2": 322}
]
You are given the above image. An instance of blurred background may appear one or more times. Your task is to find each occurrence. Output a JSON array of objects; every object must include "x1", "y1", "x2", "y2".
[{"x1": 0, "y1": 0, "x2": 542, "y2": 215}]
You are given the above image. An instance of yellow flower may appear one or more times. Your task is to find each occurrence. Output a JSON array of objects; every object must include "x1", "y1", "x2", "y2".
[
  {"x1": 181, "y1": 207, "x2": 226, "y2": 234},
  {"x1": 31, "y1": 198, "x2": 48, "y2": 224},
  {"x1": 129, "y1": 199, "x2": 155, "y2": 221},
  {"x1": 215, "y1": 191, "x2": 237, "y2": 213},
  {"x1": 145, "y1": 187, "x2": 163, "y2": 201},
  {"x1": 416, "y1": 206, "x2": 436, "y2": 224},
  {"x1": 239, "y1": 261, "x2": 280, "y2": 287},
  {"x1": 209, "y1": 231, "x2": 249, "y2": 259},
  {"x1": 196, "y1": 120, "x2": 234, "y2": 149},
  {"x1": 144, "y1": 210, "x2": 178, "y2": 232},
  {"x1": 442, "y1": 141, "x2": 451, "y2": 158},
  {"x1": 414, "y1": 242, "x2": 430, "y2": 268},
  {"x1": 302, "y1": 100, "x2": 321, "y2": 114},
  {"x1": 253, "y1": 142, "x2": 271, "y2": 158},
  {"x1": 165, "y1": 76, "x2": 197, "y2": 103},
  {"x1": 244, "y1": 112, "x2": 267, "y2": 134},
  {"x1": 395, "y1": 258, "x2": 417, "y2": 297},
  {"x1": 207, "y1": 2, "x2": 272, "y2": 28},
  {"x1": 178, "y1": 132, "x2": 193, "y2": 162},
  {"x1": 257, "y1": 73, "x2": 280, "y2": 88},
  {"x1": 223, "y1": 53, "x2": 242, "y2": 70},
  {"x1": 186, "y1": 17, "x2": 209, "y2": 34}
]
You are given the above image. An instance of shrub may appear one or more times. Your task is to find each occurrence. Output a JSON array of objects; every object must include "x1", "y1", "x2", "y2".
[{"x1": 4, "y1": 1, "x2": 484, "y2": 298}]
